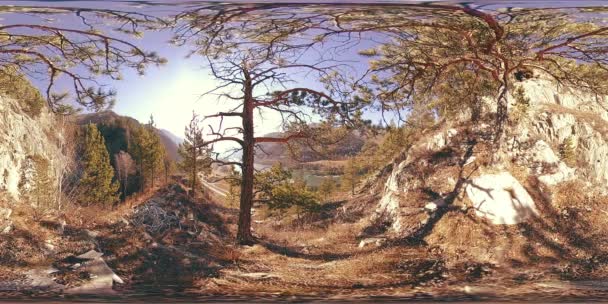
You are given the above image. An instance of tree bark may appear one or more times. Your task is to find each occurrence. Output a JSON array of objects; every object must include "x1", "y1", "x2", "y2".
[
  {"x1": 192, "y1": 144, "x2": 197, "y2": 198},
  {"x1": 237, "y1": 69, "x2": 255, "y2": 245}
]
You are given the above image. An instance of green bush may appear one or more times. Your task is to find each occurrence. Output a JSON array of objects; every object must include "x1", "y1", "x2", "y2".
[
  {"x1": 255, "y1": 163, "x2": 320, "y2": 218},
  {"x1": 0, "y1": 69, "x2": 45, "y2": 117},
  {"x1": 19, "y1": 154, "x2": 56, "y2": 217},
  {"x1": 560, "y1": 136, "x2": 577, "y2": 166},
  {"x1": 511, "y1": 86, "x2": 530, "y2": 124}
]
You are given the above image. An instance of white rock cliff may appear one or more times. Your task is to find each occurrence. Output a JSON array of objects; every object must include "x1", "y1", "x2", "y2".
[{"x1": 0, "y1": 96, "x2": 64, "y2": 200}]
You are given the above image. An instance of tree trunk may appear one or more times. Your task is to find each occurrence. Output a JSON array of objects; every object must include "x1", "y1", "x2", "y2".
[
  {"x1": 492, "y1": 70, "x2": 510, "y2": 164},
  {"x1": 151, "y1": 165, "x2": 155, "y2": 188},
  {"x1": 192, "y1": 146, "x2": 197, "y2": 198},
  {"x1": 123, "y1": 174, "x2": 127, "y2": 201},
  {"x1": 237, "y1": 71, "x2": 255, "y2": 245},
  {"x1": 140, "y1": 162, "x2": 145, "y2": 192}
]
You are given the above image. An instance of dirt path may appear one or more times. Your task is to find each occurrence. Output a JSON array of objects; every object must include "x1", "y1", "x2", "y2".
[{"x1": 202, "y1": 180, "x2": 228, "y2": 197}]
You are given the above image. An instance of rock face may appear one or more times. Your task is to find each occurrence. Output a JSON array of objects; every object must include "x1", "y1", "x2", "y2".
[
  {"x1": 372, "y1": 127, "x2": 461, "y2": 232},
  {"x1": 465, "y1": 172, "x2": 539, "y2": 225},
  {"x1": 517, "y1": 78, "x2": 608, "y2": 188},
  {"x1": 371, "y1": 77, "x2": 608, "y2": 233},
  {"x1": 0, "y1": 96, "x2": 65, "y2": 200}
]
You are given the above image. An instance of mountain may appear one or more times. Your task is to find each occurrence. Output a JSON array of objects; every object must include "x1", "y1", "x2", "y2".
[
  {"x1": 75, "y1": 111, "x2": 181, "y2": 162},
  {"x1": 157, "y1": 129, "x2": 182, "y2": 161},
  {"x1": 159, "y1": 129, "x2": 183, "y2": 146}
]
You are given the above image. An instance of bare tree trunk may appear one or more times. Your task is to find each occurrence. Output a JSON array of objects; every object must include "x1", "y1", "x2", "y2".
[
  {"x1": 192, "y1": 145, "x2": 197, "y2": 198},
  {"x1": 492, "y1": 69, "x2": 510, "y2": 164},
  {"x1": 140, "y1": 161, "x2": 145, "y2": 192},
  {"x1": 237, "y1": 71, "x2": 255, "y2": 245},
  {"x1": 151, "y1": 165, "x2": 155, "y2": 188},
  {"x1": 123, "y1": 174, "x2": 127, "y2": 200}
]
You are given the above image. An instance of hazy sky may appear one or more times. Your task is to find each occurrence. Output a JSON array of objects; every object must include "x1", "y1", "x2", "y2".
[{"x1": 8, "y1": 0, "x2": 607, "y2": 144}]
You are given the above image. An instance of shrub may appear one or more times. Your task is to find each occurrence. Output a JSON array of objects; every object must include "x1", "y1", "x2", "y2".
[
  {"x1": 255, "y1": 163, "x2": 320, "y2": 218},
  {"x1": 511, "y1": 86, "x2": 530, "y2": 124},
  {"x1": 19, "y1": 154, "x2": 56, "y2": 218},
  {"x1": 559, "y1": 136, "x2": 576, "y2": 166},
  {"x1": 0, "y1": 69, "x2": 45, "y2": 117}
]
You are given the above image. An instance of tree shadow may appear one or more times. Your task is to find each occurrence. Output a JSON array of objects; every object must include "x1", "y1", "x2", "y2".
[
  {"x1": 508, "y1": 177, "x2": 608, "y2": 277},
  {"x1": 257, "y1": 239, "x2": 354, "y2": 262},
  {"x1": 400, "y1": 137, "x2": 479, "y2": 244}
]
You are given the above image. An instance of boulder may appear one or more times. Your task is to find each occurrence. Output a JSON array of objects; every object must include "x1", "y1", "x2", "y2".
[
  {"x1": 465, "y1": 172, "x2": 539, "y2": 225},
  {"x1": 538, "y1": 162, "x2": 576, "y2": 187},
  {"x1": 0, "y1": 207, "x2": 12, "y2": 234},
  {"x1": 66, "y1": 257, "x2": 123, "y2": 294},
  {"x1": 77, "y1": 250, "x2": 104, "y2": 260}
]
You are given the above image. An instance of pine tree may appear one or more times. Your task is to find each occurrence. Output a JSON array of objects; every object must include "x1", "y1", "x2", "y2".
[
  {"x1": 20, "y1": 154, "x2": 56, "y2": 217},
  {"x1": 146, "y1": 115, "x2": 165, "y2": 188},
  {"x1": 254, "y1": 163, "x2": 319, "y2": 218},
  {"x1": 560, "y1": 136, "x2": 577, "y2": 166},
  {"x1": 342, "y1": 157, "x2": 360, "y2": 196},
  {"x1": 318, "y1": 177, "x2": 336, "y2": 201},
  {"x1": 80, "y1": 123, "x2": 119, "y2": 206},
  {"x1": 131, "y1": 125, "x2": 152, "y2": 191},
  {"x1": 163, "y1": 156, "x2": 175, "y2": 185},
  {"x1": 227, "y1": 166, "x2": 242, "y2": 208},
  {"x1": 178, "y1": 112, "x2": 212, "y2": 197},
  {"x1": 132, "y1": 116, "x2": 166, "y2": 191},
  {"x1": 114, "y1": 151, "x2": 135, "y2": 200}
]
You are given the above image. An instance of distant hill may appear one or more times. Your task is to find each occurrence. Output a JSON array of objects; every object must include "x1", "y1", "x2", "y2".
[
  {"x1": 159, "y1": 129, "x2": 183, "y2": 146},
  {"x1": 75, "y1": 111, "x2": 181, "y2": 162}
]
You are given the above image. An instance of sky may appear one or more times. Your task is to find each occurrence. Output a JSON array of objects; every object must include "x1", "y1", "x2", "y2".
[
  {"x1": 4, "y1": 1, "x2": 366, "y2": 147},
  {"x1": 5, "y1": 0, "x2": 607, "y2": 149}
]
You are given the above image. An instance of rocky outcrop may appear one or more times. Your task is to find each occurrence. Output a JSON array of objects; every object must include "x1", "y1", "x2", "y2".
[
  {"x1": 0, "y1": 96, "x2": 65, "y2": 200},
  {"x1": 529, "y1": 111, "x2": 608, "y2": 188},
  {"x1": 512, "y1": 78, "x2": 608, "y2": 188},
  {"x1": 371, "y1": 77, "x2": 608, "y2": 234},
  {"x1": 371, "y1": 128, "x2": 460, "y2": 232}
]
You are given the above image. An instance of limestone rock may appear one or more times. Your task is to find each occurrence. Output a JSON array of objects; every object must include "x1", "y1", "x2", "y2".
[
  {"x1": 424, "y1": 198, "x2": 445, "y2": 213},
  {"x1": 358, "y1": 237, "x2": 386, "y2": 248},
  {"x1": 0, "y1": 207, "x2": 12, "y2": 234},
  {"x1": 25, "y1": 268, "x2": 65, "y2": 291},
  {"x1": 0, "y1": 207, "x2": 11, "y2": 220},
  {"x1": 529, "y1": 140, "x2": 560, "y2": 164},
  {"x1": 0, "y1": 96, "x2": 65, "y2": 200},
  {"x1": 538, "y1": 162, "x2": 576, "y2": 187},
  {"x1": 77, "y1": 250, "x2": 104, "y2": 260},
  {"x1": 465, "y1": 172, "x2": 539, "y2": 225},
  {"x1": 66, "y1": 257, "x2": 123, "y2": 294}
]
